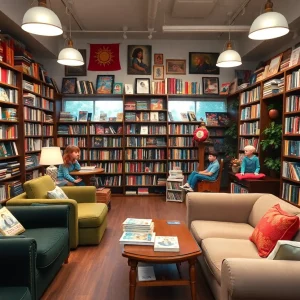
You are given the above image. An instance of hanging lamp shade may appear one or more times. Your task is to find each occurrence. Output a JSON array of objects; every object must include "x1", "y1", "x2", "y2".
[
  {"x1": 216, "y1": 41, "x2": 242, "y2": 68},
  {"x1": 57, "y1": 39, "x2": 84, "y2": 66},
  {"x1": 22, "y1": 0, "x2": 63, "y2": 36},
  {"x1": 249, "y1": 0, "x2": 289, "y2": 40}
]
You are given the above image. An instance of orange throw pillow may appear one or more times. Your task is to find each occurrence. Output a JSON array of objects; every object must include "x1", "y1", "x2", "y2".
[{"x1": 250, "y1": 204, "x2": 299, "y2": 258}]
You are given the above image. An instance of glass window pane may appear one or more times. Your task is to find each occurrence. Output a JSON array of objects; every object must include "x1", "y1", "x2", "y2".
[
  {"x1": 168, "y1": 100, "x2": 195, "y2": 121},
  {"x1": 64, "y1": 100, "x2": 93, "y2": 120},
  {"x1": 196, "y1": 100, "x2": 227, "y2": 122},
  {"x1": 95, "y1": 100, "x2": 123, "y2": 120}
]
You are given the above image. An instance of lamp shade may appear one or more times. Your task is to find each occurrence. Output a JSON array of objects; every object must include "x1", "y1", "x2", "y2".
[
  {"x1": 39, "y1": 147, "x2": 63, "y2": 165},
  {"x1": 217, "y1": 40, "x2": 242, "y2": 68},
  {"x1": 249, "y1": 11, "x2": 289, "y2": 40},
  {"x1": 57, "y1": 47, "x2": 84, "y2": 66},
  {"x1": 22, "y1": 6, "x2": 63, "y2": 36}
]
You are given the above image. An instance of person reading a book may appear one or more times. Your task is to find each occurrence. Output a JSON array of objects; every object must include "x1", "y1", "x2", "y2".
[
  {"x1": 57, "y1": 145, "x2": 85, "y2": 186},
  {"x1": 180, "y1": 150, "x2": 220, "y2": 192},
  {"x1": 241, "y1": 145, "x2": 260, "y2": 175}
]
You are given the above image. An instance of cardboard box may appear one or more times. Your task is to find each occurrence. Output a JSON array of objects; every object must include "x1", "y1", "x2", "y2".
[{"x1": 96, "y1": 188, "x2": 111, "y2": 210}]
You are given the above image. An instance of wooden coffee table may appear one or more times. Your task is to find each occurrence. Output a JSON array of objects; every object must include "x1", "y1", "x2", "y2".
[{"x1": 122, "y1": 219, "x2": 201, "y2": 300}]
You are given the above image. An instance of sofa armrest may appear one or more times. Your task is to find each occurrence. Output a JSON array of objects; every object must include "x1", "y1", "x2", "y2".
[
  {"x1": 0, "y1": 238, "x2": 36, "y2": 298},
  {"x1": 61, "y1": 186, "x2": 96, "y2": 203},
  {"x1": 7, "y1": 198, "x2": 78, "y2": 249},
  {"x1": 186, "y1": 193, "x2": 263, "y2": 228},
  {"x1": 221, "y1": 258, "x2": 300, "y2": 300},
  {"x1": 8, "y1": 205, "x2": 69, "y2": 229}
]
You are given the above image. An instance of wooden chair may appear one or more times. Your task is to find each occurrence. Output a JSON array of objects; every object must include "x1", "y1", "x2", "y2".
[{"x1": 196, "y1": 159, "x2": 224, "y2": 192}]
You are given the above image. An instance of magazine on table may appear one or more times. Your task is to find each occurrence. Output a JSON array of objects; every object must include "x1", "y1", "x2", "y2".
[
  {"x1": 154, "y1": 236, "x2": 179, "y2": 252},
  {"x1": 119, "y1": 232, "x2": 156, "y2": 246}
]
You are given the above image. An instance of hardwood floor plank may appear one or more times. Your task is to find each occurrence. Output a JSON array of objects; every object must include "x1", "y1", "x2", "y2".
[{"x1": 42, "y1": 196, "x2": 214, "y2": 300}]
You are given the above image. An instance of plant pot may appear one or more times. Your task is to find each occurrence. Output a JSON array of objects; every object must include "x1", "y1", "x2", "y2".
[
  {"x1": 268, "y1": 109, "x2": 279, "y2": 119},
  {"x1": 232, "y1": 166, "x2": 240, "y2": 173},
  {"x1": 269, "y1": 170, "x2": 279, "y2": 178}
]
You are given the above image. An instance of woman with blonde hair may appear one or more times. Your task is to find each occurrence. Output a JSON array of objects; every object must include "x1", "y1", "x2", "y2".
[{"x1": 57, "y1": 145, "x2": 85, "y2": 186}]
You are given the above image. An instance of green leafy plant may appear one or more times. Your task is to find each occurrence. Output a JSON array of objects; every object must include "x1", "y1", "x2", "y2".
[
  {"x1": 264, "y1": 157, "x2": 281, "y2": 173},
  {"x1": 224, "y1": 123, "x2": 238, "y2": 159},
  {"x1": 260, "y1": 122, "x2": 282, "y2": 151}
]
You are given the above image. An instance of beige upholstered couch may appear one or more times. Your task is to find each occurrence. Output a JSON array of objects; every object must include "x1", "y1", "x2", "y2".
[{"x1": 186, "y1": 193, "x2": 300, "y2": 300}]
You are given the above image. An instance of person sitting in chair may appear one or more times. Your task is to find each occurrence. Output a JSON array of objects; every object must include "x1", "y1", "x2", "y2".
[{"x1": 180, "y1": 150, "x2": 219, "y2": 192}]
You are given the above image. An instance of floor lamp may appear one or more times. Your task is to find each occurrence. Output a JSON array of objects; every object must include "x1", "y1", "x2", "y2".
[{"x1": 39, "y1": 147, "x2": 64, "y2": 182}]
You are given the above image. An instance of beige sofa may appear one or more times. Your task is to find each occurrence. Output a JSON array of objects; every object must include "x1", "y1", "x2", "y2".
[{"x1": 186, "y1": 193, "x2": 300, "y2": 300}]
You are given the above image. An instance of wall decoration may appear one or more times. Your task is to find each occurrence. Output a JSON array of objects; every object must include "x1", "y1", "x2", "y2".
[
  {"x1": 202, "y1": 77, "x2": 219, "y2": 95},
  {"x1": 125, "y1": 84, "x2": 134, "y2": 94},
  {"x1": 135, "y1": 78, "x2": 150, "y2": 94},
  {"x1": 153, "y1": 65, "x2": 164, "y2": 80},
  {"x1": 96, "y1": 75, "x2": 115, "y2": 94},
  {"x1": 128, "y1": 45, "x2": 152, "y2": 75},
  {"x1": 166, "y1": 59, "x2": 186, "y2": 75},
  {"x1": 267, "y1": 54, "x2": 282, "y2": 77},
  {"x1": 154, "y1": 53, "x2": 163, "y2": 65},
  {"x1": 61, "y1": 77, "x2": 77, "y2": 94},
  {"x1": 113, "y1": 83, "x2": 123, "y2": 94},
  {"x1": 65, "y1": 49, "x2": 87, "y2": 76},
  {"x1": 189, "y1": 52, "x2": 219, "y2": 75}
]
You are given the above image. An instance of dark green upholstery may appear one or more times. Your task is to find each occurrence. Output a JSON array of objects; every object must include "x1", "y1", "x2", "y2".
[
  {"x1": 0, "y1": 205, "x2": 70, "y2": 300},
  {"x1": 0, "y1": 287, "x2": 32, "y2": 300}
]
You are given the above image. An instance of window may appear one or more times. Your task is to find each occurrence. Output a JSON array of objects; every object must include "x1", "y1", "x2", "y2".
[{"x1": 64, "y1": 100, "x2": 93, "y2": 121}]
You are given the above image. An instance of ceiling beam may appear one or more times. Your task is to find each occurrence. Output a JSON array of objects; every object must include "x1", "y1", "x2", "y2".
[
  {"x1": 162, "y1": 25, "x2": 250, "y2": 33},
  {"x1": 148, "y1": 0, "x2": 160, "y2": 31}
]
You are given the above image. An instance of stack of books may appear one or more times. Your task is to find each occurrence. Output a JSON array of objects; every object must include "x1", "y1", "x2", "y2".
[
  {"x1": 154, "y1": 236, "x2": 180, "y2": 252},
  {"x1": 119, "y1": 218, "x2": 155, "y2": 246},
  {"x1": 263, "y1": 78, "x2": 284, "y2": 97}
]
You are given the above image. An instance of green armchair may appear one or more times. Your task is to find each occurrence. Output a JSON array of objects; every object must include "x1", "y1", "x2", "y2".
[
  {"x1": 0, "y1": 205, "x2": 69, "y2": 300},
  {"x1": 7, "y1": 175, "x2": 108, "y2": 249}
]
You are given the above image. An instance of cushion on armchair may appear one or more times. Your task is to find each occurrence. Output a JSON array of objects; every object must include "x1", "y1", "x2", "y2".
[
  {"x1": 267, "y1": 240, "x2": 300, "y2": 260},
  {"x1": 250, "y1": 204, "x2": 299, "y2": 257},
  {"x1": 47, "y1": 186, "x2": 68, "y2": 199},
  {"x1": 23, "y1": 175, "x2": 56, "y2": 199}
]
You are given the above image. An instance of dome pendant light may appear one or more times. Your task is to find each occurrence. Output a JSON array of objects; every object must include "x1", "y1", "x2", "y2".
[
  {"x1": 249, "y1": 0, "x2": 289, "y2": 40},
  {"x1": 22, "y1": 0, "x2": 63, "y2": 36}
]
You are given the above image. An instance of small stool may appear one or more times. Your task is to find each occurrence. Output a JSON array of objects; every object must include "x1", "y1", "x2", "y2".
[{"x1": 96, "y1": 188, "x2": 111, "y2": 211}]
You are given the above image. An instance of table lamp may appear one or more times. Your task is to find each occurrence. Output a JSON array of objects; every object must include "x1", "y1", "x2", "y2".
[{"x1": 39, "y1": 147, "x2": 64, "y2": 182}]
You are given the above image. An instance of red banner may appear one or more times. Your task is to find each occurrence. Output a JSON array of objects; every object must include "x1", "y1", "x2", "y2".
[{"x1": 88, "y1": 44, "x2": 121, "y2": 71}]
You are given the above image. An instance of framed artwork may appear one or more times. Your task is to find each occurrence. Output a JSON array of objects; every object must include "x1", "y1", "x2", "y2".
[
  {"x1": 202, "y1": 77, "x2": 219, "y2": 95},
  {"x1": 61, "y1": 77, "x2": 77, "y2": 94},
  {"x1": 166, "y1": 59, "x2": 186, "y2": 75},
  {"x1": 113, "y1": 83, "x2": 123, "y2": 94},
  {"x1": 96, "y1": 75, "x2": 114, "y2": 94},
  {"x1": 65, "y1": 49, "x2": 87, "y2": 76},
  {"x1": 267, "y1": 54, "x2": 282, "y2": 77},
  {"x1": 125, "y1": 84, "x2": 133, "y2": 94},
  {"x1": 249, "y1": 73, "x2": 257, "y2": 85},
  {"x1": 135, "y1": 78, "x2": 150, "y2": 94},
  {"x1": 153, "y1": 65, "x2": 164, "y2": 80},
  {"x1": 127, "y1": 45, "x2": 152, "y2": 75},
  {"x1": 189, "y1": 52, "x2": 220, "y2": 75},
  {"x1": 154, "y1": 53, "x2": 163, "y2": 65},
  {"x1": 229, "y1": 78, "x2": 238, "y2": 94}
]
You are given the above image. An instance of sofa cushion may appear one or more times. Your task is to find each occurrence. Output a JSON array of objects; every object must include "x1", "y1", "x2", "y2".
[
  {"x1": 24, "y1": 176, "x2": 56, "y2": 199},
  {"x1": 0, "y1": 287, "x2": 32, "y2": 300},
  {"x1": 201, "y1": 238, "x2": 261, "y2": 284},
  {"x1": 21, "y1": 227, "x2": 68, "y2": 268},
  {"x1": 47, "y1": 186, "x2": 68, "y2": 199},
  {"x1": 78, "y1": 203, "x2": 108, "y2": 228},
  {"x1": 250, "y1": 204, "x2": 299, "y2": 258},
  {"x1": 267, "y1": 240, "x2": 300, "y2": 260},
  {"x1": 191, "y1": 220, "x2": 254, "y2": 245}
]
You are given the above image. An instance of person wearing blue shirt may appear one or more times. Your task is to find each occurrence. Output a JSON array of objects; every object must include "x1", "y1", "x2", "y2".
[
  {"x1": 180, "y1": 150, "x2": 220, "y2": 192},
  {"x1": 131, "y1": 48, "x2": 148, "y2": 74},
  {"x1": 241, "y1": 145, "x2": 260, "y2": 175},
  {"x1": 57, "y1": 145, "x2": 85, "y2": 186}
]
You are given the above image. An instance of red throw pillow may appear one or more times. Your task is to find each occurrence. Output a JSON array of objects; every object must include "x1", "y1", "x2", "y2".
[
  {"x1": 235, "y1": 173, "x2": 266, "y2": 180},
  {"x1": 250, "y1": 204, "x2": 299, "y2": 258}
]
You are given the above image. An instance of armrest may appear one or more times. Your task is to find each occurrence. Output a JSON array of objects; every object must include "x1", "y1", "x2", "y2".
[
  {"x1": 61, "y1": 186, "x2": 96, "y2": 203},
  {"x1": 7, "y1": 198, "x2": 78, "y2": 249},
  {"x1": 8, "y1": 205, "x2": 69, "y2": 229},
  {"x1": 0, "y1": 238, "x2": 36, "y2": 297},
  {"x1": 221, "y1": 258, "x2": 300, "y2": 300},
  {"x1": 186, "y1": 193, "x2": 263, "y2": 228}
]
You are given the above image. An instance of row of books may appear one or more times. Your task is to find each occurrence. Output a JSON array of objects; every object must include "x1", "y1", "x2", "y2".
[
  {"x1": 92, "y1": 136, "x2": 122, "y2": 148},
  {"x1": 282, "y1": 182, "x2": 300, "y2": 205},
  {"x1": 0, "y1": 68, "x2": 17, "y2": 86},
  {"x1": 125, "y1": 111, "x2": 166, "y2": 122},
  {"x1": 168, "y1": 149, "x2": 198, "y2": 160},
  {"x1": 25, "y1": 154, "x2": 40, "y2": 170},
  {"x1": 205, "y1": 112, "x2": 230, "y2": 126},
  {"x1": 25, "y1": 138, "x2": 41, "y2": 152},
  {"x1": 23, "y1": 93, "x2": 54, "y2": 111},
  {"x1": 95, "y1": 175, "x2": 122, "y2": 187},
  {"x1": 239, "y1": 138, "x2": 260, "y2": 151},
  {"x1": 0, "y1": 87, "x2": 18, "y2": 103},
  {"x1": 230, "y1": 182, "x2": 249, "y2": 193},
  {"x1": 166, "y1": 191, "x2": 183, "y2": 201},
  {"x1": 23, "y1": 107, "x2": 42, "y2": 121},
  {"x1": 0, "y1": 180, "x2": 23, "y2": 203},
  {"x1": 57, "y1": 137, "x2": 87, "y2": 148},
  {"x1": 124, "y1": 162, "x2": 166, "y2": 173},
  {"x1": 240, "y1": 86, "x2": 261, "y2": 105},
  {"x1": 0, "y1": 124, "x2": 18, "y2": 139},
  {"x1": 89, "y1": 150, "x2": 122, "y2": 160},
  {"x1": 0, "y1": 107, "x2": 17, "y2": 121},
  {"x1": 95, "y1": 162, "x2": 122, "y2": 173},
  {"x1": 284, "y1": 116, "x2": 300, "y2": 134},
  {"x1": 0, "y1": 142, "x2": 18, "y2": 157},
  {"x1": 59, "y1": 112, "x2": 77, "y2": 122},
  {"x1": 57, "y1": 125, "x2": 88, "y2": 135},
  {"x1": 24, "y1": 123, "x2": 41, "y2": 136},
  {"x1": 125, "y1": 99, "x2": 164, "y2": 111},
  {"x1": 125, "y1": 175, "x2": 166, "y2": 186},
  {"x1": 125, "y1": 149, "x2": 166, "y2": 160},
  {"x1": 284, "y1": 140, "x2": 300, "y2": 157},
  {"x1": 286, "y1": 68, "x2": 300, "y2": 91},
  {"x1": 239, "y1": 121, "x2": 260, "y2": 135},
  {"x1": 286, "y1": 95, "x2": 300, "y2": 113},
  {"x1": 168, "y1": 124, "x2": 198, "y2": 134},
  {"x1": 42, "y1": 125, "x2": 53, "y2": 136},
  {"x1": 76, "y1": 80, "x2": 96, "y2": 95},
  {"x1": 168, "y1": 162, "x2": 198, "y2": 173},
  {"x1": 127, "y1": 137, "x2": 166, "y2": 147},
  {"x1": 263, "y1": 78, "x2": 284, "y2": 97},
  {"x1": 241, "y1": 104, "x2": 261, "y2": 120},
  {"x1": 168, "y1": 137, "x2": 194, "y2": 147},
  {"x1": 282, "y1": 161, "x2": 300, "y2": 181}
]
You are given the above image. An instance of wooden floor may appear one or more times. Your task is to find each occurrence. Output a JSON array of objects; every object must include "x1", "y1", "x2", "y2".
[{"x1": 42, "y1": 196, "x2": 215, "y2": 300}]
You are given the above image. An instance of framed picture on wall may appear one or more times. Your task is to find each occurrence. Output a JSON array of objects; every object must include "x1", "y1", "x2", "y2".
[
  {"x1": 135, "y1": 78, "x2": 150, "y2": 94},
  {"x1": 65, "y1": 49, "x2": 87, "y2": 76},
  {"x1": 202, "y1": 77, "x2": 219, "y2": 95},
  {"x1": 154, "y1": 53, "x2": 163, "y2": 65},
  {"x1": 61, "y1": 77, "x2": 77, "y2": 94},
  {"x1": 127, "y1": 45, "x2": 152, "y2": 75},
  {"x1": 267, "y1": 54, "x2": 282, "y2": 77},
  {"x1": 153, "y1": 65, "x2": 164, "y2": 80},
  {"x1": 96, "y1": 75, "x2": 114, "y2": 94},
  {"x1": 166, "y1": 59, "x2": 186, "y2": 75},
  {"x1": 189, "y1": 52, "x2": 219, "y2": 75}
]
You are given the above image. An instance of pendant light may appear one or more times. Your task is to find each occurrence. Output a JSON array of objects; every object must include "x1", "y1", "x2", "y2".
[
  {"x1": 57, "y1": 6, "x2": 84, "y2": 66},
  {"x1": 22, "y1": 0, "x2": 63, "y2": 36},
  {"x1": 249, "y1": 0, "x2": 289, "y2": 40},
  {"x1": 217, "y1": 29, "x2": 242, "y2": 68}
]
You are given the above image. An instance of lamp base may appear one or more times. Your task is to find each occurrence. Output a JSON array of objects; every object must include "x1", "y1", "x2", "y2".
[{"x1": 46, "y1": 165, "x2": 58, "y2": 182}]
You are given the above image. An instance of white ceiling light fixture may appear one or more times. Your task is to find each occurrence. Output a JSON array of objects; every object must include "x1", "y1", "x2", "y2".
[
  {"x1": 249, "y1": 0, "x2": 289, "y2": 40},
  {"x1": 22, "y1": 0, "x2": 63, "y2": 36},
  {"x1": 57, "y1": 6, "x2": 83, "y2": 66},
  {"x1": 123, "y1": 26, "x2": 128, "y2": 40}
]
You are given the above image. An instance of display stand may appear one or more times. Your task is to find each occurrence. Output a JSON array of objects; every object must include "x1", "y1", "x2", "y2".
[{"x1": 166, "y1": 170, "x2": 184, "y2": 202}]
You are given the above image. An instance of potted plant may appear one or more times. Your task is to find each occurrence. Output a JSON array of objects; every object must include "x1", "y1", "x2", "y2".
[
  {"x1": 230, "y1": 158, "x2": 241, "y2": 173},
  {"x1": 264, "y1": 157, "x2": 281, "y2": 177}
]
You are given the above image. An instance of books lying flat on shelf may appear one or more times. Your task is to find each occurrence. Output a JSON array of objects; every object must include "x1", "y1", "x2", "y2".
[
  {"x1": 168, "y1": 169, "x2": 183, "y2": 179},
  {"x1": 123, "y1": 218, "x2": 152, "y2": 226},
  {"x1": 119, "y1": 232, "x2": 156, "y2": 246},
  {"x1": 138, "y1": 265, "x2": 156, "y2": 281},
  {"x1": 154, "y1": 236, "x2": 179, "y2": 252},
  {"x1": 80, "y1": 166, "x2": 96, "y2": 171},
  {"x1": 0, "y1": 207, "x2": 25, "y2": 236}
]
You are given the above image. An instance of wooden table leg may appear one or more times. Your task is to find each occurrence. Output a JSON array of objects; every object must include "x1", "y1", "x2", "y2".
[
  {"x1": 128, "y1": 259, "x2": 138, "y2": 300},
  {"x1": 189, "y1": 258, "x2": 197, "y2": 300}
]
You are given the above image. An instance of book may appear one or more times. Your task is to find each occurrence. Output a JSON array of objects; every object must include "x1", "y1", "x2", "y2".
[
  {"x1": 0, "y1": 87, "x2": 9, "y2": 102},
  {"x1": 0, "y1": 207, "x2": 25, "y2": 236},
  {"x1": 168, "y1": 111, "x2": 174, "y2": 121},
  {"x1": 87, "y1": 113, "x2": 92, "y2": 121},
  {"x1": 220, "y1": 82, "x2": 231, "y2": 95},
  {"x1": 138, "y1": 265, "x2": 156, "y2": 281},
  {"x1": 80, "y1": 166, "x2": 96, "y2": 171},
  {"x1": 150, "y1": 112, "x2": 159, "y2": 121},
  {"x1": 154, "y1": 236, "x2": 179, "y2": 252},
  {"x1": 205, "y1": 112, "x2": 219, "y2": 126},
  {"x1": 119, "y1": 232, "x2": 156, "y2": 246},
  {"x1": 187, "y1": 111, "x2": 197, "y2": 121},
  {"x1": 99, "y1": 111, "x2": 107, "y2": 121},
  {"x1": 78, "y1": 111, "x2": 88, "y2": 122},
  {"x1": 140, "y1": 126, "x2": 148, "y2": 134},
  {"x1": 150, "y1": 98, "x2": 163, "y2": 110},
  {"x1": 116, "y1": 113, "x2": 123, "y2": 121},
  {"x1": 125, "y1": 102, "x2": 136, "y2": 110},
  {"x1": 93, "y1": 136, "x2": 103, "y2": 147},
  {"x1": 180, "y1": 112, "x2": 189, "y2": 122},
  {"x1": 123, "y1": 218, "x2": 152, "y2": 226}
]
